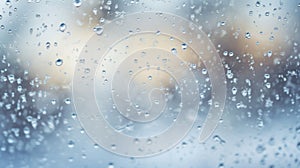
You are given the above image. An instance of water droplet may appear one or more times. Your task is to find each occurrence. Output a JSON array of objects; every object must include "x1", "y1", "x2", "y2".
[
  {"x1": 265, "y1": 12, "x2": 270, "y2": 16},
  {"x1": 267, "y1": 50, "x2": 272, "y2": 57},
  {"x1": 148, "y1": 75, "x2": 152, "y2": 80},
  {"x1": 71, "y1": 113, "x2": 77, "y2": 119},
  {"x1": 181, "y1": 43, "x2": 187, "y2": 50},
  {"x1": 64, "y1": 98, "x2": 71, "y2": 104},
  {"x1": 55, "y1": 59, "x2": 63, "y2": 66},
  {"x1": 297, "y1": 142, "x2": 300, "y2": 150},
  {"x1": 68, "y1": 140, "x2": 75, "y2": 148},
  {"x1": 256, "y1": 1, "x2": 261, "y2": 7},
  {"x1": 108, "y1": 163, "x2": 114, "y2": 168},
  {"x1": 46, "y1": 42, "x2": 51, "y2": 49},
  {"x1": 171, "y1": 48, "x2": 177, "y2": 55},
  {"x1": 245, "y1": 32, "x2": 251, "y2": 39},
  {"x1": 94, "y1": 144, "x2": 99, "y2": 149},
  {"x1": 264, "y1": 74, "x2": 270, "y2": 79},
  {"x1": 23, "y1": 127, "x2": 30, "y2": 135},
  {"x1": 68, "y1": 157, "x2": 74, "y2": 162},
  {"x1": 296, "y1": 126, "x2": 300, "y2": 134},
  {"x1": 84, "y1": 68, "x2": 90, "y2": 73},
  {"x1": 73, "y1": 0, "x2": 82, "y2": 7},
  {"x1": 111, "y1": 144, "x2": 116, "y2": 150},
  {"x1": 218, "y1": 163, "x2": 225, "y2": 168},
  {"x1": 229, "y1": 51, "x2": 234, "y2": 57},
  {"x1": 256, "y1": 145, "x2": 265, "y2": 153},
  {"x1": 232, "y1": 87, "x2": 237, "y2": 95},
  {"x1": 93, "y1": 26, "x2": 104, "y2": 35},
  {"x1": 213, "y1": 135, "x2": 226, "y2": 144},
  {"x1": 99, "y1": 17, "x2": 105, "y2": 23},
  {"x1": 59, "y1": 23, "x2": 66, "y2": 32},
  {"x1": 268, "y1": 137, "x2": 275, "y2": 146}
]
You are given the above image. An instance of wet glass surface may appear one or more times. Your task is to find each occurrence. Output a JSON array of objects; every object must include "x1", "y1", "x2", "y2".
[{"x1": 0, "y1": 0, "x2": 300, "y2": 167}]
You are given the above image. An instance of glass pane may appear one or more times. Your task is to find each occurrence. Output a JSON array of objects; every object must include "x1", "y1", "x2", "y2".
[{"x1": 0, "y1": 0, "x2": 299, "y2": 167}]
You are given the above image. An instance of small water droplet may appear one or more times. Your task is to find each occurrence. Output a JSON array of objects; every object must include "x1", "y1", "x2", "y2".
[
  {"x1": 213, "y1": 135, "x2": 226, "y2": 144},
  {"x1": 64, "y1": 98, "x2": 71, "y2": 104},
  {"x1": 94, "y1": 144, "x2": 99, "y2": 149},
  {"x1": 181, "y1": 43, "x2": 187, "y2": 50},
  {"x1": 59, "y1": 23, "x2": 66, "y2": 32},
  {"x1": 245, "y1": 32, "x2": 251, "y2": 39},
  {"x1": 265, "y1": 12, "x2": 270, "y2": 16},
  {"x1": 297, "y1": 142, "x2": 300, "y2": 150},
  {"x1": 148, "y1": 75, "x2": 152, "y2": 80},
  {"x1": 99, "y1": 17, "x2": 105, "y2": 23},
  {"x1": 256, "y1": 145, "x2": 266, "y2": 153},
  {"x1": 147, "y1": 139, "x2": 152, "y2": 144},
  {"x1": 256, "y1": 1, "x2": 261, "y2": 7},
  {"x1": 71, "y1": 113, "x2": 77, "y2": 119},
  {"x1": 55, "y1": 59, "x2": 63, "y2": 66},
  {"x1": 296, "y1": 126, "x2": 300, "y2": 134},
  {"x1": 84, "y1": 68, "x2": 90, "y2": 73},
  {"x1": 218, "y1": 163, "x2": 225, "y2": 168},
  {"x1": 46, "y1": 42, "x2": 51, "y2": 49},
  {"x1": 73, "y1": 0, "x2": 82, "y2": 7},
  {"x1": 171, "y1": 48, "x2": 177, "y2": 55},
  {"x1": 68, "y1": 140, "x2": 75, "y2": 148},
  {"x1": 23, "y1": 127, "x2": 30, "y2": 135},
  {"x1": 111, "y1": 144, "x2": 116, "y2": 150},
  {"x1": 108, "y1": 163, "x2": 114, "y2": 168},
  {"x1": 93, "y1": 26, "x2": 104, "y2": 35},
  {"x1": 267, "y1": 50, "x2": 272, "y2": 57}
]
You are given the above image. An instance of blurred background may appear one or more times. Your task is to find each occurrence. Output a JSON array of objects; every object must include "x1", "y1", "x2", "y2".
[{"x1": 0, "y1": 0, "x2": 299, "y2": 167}]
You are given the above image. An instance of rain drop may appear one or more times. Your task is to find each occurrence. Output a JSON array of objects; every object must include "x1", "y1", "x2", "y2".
[
  {"x1": 55, "y1": 59, "x2": 63, "y2": 66},
  {"x1": 93, "y1": 26, "x2": 104, "y2": 35},
  {"x1": 59, "y1": 23, "x2": 66, "y2": 32},
  {"x1": 68, "y1": 140, "x2": 75, "y2": 148},
  {"x1": 245, "y1": 32, "x2": 251, "y2": 39},
  {"x1": 181, "y1": 43, "x2": 187, "y2": 50},
  {"x1": 99, "y1": 17, "x2": 105, "y2": 23},
  {"x1": 46, "y1": 42, "x2": 51, "y2": 49},
  {"x1": 171, "y1": 48, "x2": 177, "y2": 55},
  {"x1": 64, "y1": 98, "x2": 71, "y2": 104},
  {"x1": 73, "y1": 0, "x2": 82, "y2": 7},
  {"x1": 256, "y1": 1, "x2": 261, "y2": 7},
  {"x1": 256, "y1": 145, "x2": 265, "y2": 153},
  {"x1": 108, "y1": 163, "x2": 114, "y2": 168}
]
